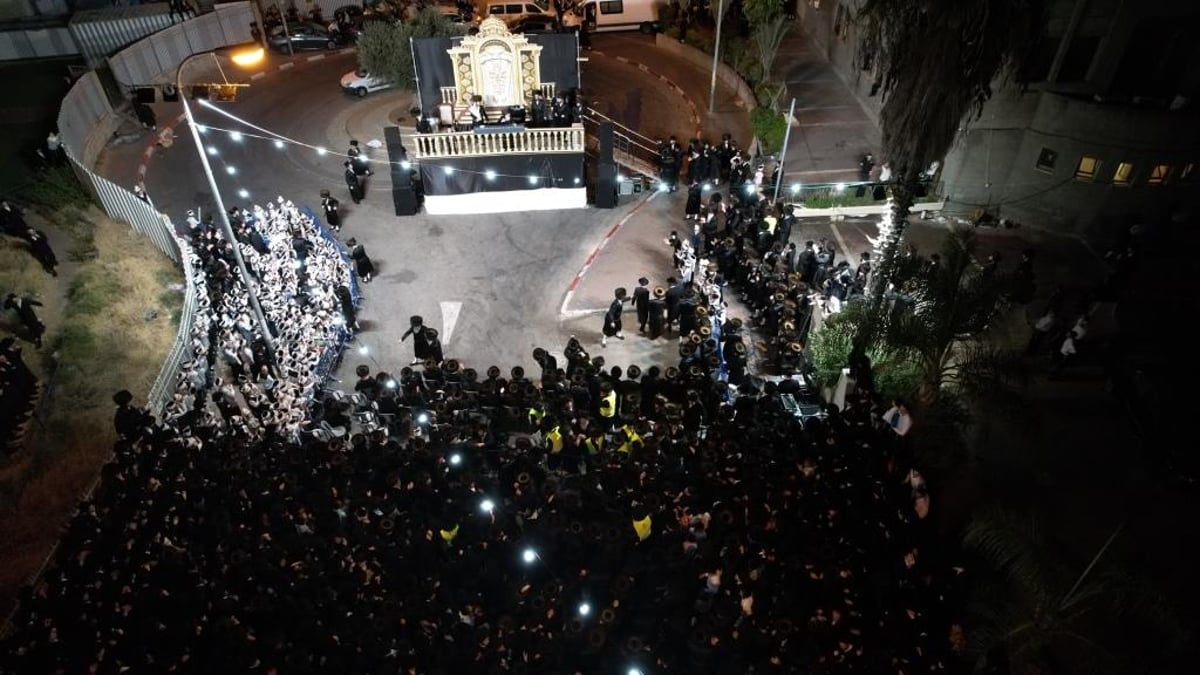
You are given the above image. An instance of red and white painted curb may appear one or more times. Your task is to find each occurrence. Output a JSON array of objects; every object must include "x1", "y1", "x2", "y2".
[
  {"x1": 559, "y1": 190, "x2": 660, "y2": 319},
  {"x1": 135, "y1": 48, "x2": 357, "y2": 185},
  {"x1": 591, "y1": 49, "x2": 703, "y2": 137}
]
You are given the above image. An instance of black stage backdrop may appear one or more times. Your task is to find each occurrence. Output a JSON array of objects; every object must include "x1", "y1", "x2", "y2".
[
  {"x1": 420, "y1": 154, "x2": 584, "y2": 195},
  {"x1": 412, "y1": 33, "x2": 581, "y2": 114}
]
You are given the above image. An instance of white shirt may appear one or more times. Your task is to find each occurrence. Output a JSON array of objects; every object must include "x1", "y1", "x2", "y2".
[
  {"x1": 1034, "y1": 312, "x2": 1055, "y2": 332},
  {"x1": 879, "y1": 164, "x2": 892, "y2": 182},
  {"x1": 1060, "y1": 335, "x2": 1077, "y2": 357},
  {"x1": 882, "y1": 406, "x2": 912, "y2": 437}
]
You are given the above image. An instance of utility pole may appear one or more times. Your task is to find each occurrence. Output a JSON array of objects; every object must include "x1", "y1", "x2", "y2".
[
  {"x1": 708, "y1": 0, "x2": 724, "y2": 114},
  {"x1": 772, "y1": 98, "x2": 796, "y2": 203}
]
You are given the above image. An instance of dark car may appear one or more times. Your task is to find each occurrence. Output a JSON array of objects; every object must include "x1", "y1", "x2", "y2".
[
  {"x1": 508, "y1": 15, "x2": 558, "y2": 33},
  {"x1": 267, "y1": 23, "x2": 346, "y2": 52}
]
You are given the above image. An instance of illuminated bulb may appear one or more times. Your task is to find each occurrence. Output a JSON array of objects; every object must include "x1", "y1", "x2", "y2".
[
  {"x1": 357, "y1": 344, "x2": 368, "y2": 355},
  {"x1": 744, "y1": 184, "x2": 754, "y2": 195},
  {"x1": 528, "y1": 175, "x2": 537, "y2": 185},
  {"x1": 443, "y1": 166, "x2": 453, "y2": 175},
  {"x1": 449, "y1": 453, "x2": 462, "y2": 466},
  {"x1": 480, "y1": 498, "x2": 495, "y2": 513},
  {"x1": 617, "y1": 174, "x2": 624, "y2": 182},
  {"x1": 522, "y1": 548, "x2": 536, "y2": 563},
  {"x1": 485, "y1": 169, "x2": 497, "y2": 180},
  {"x1": 702, "y1": 182, "x2": 711, "y2": 190},
  {"x1": 657, "y1": 182, "x2": 668, "y2": 192},
  {"x1": 237, "y1": 189, "x2": 249, "y2": 199},
  {"x1": 206, "y1": 146, "x2": 218, "y2": 156},
  {"x1": 835, "y1": 183, "x2": 845, "y2": 192},
  {"x1": 226, "y1": 165, "x2": 237, "y2": 175},
  {"x1": 417, "y1": 412, "x2": 430, "y2": 424},
  {"x1": 274, "y1": 139, "x2": 285, "y2": 149},
  {"x1": 578, "y1": 602, "x2": 591, "y2": 616},
  {"x1": 385, "y1": 379, "x2": 397, "y2": 389},
  {"x1": 196, "y1": 125, "x2": 208, "y2": 133},
  {"x1": 230, "y1": 131, "x2": 243, "y2": 142},
  {"x1": 401, "y1": 160, "x2": 411, "y2": 170},
  {"x1": 791, "y1": 183, "x2": 801, "y2": 194},
  {"x1": 317, "y1": 147, "x2": 327, "y2": 155},
  {"x1": 628, "y1": 669, "x2": 643, "y2": 675},
  {"x1": 573, "y1": 177, "x2": 581, "y2": 184}
]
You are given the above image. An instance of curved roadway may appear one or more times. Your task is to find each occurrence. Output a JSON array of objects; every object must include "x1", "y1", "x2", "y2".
[{"x1": 140, "y1": 37, "x2": 704, "y2": 378}]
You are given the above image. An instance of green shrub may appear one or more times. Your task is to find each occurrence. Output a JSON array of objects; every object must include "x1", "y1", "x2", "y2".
[
  {"x1": 750, "y1": 106, "x2": 787, "y2": 155},
  {"x1": 19, "y1": 165, "x2": 91, "y2": 211}
]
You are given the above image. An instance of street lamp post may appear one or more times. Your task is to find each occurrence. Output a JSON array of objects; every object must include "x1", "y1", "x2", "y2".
[
  {"x1": 708, "y1": 0, "x2": 725, "y2": 114},
  {"x1": 176, "y1": 48, "x2": 277, "y2": 362},
  {"x1": 772, "y1": 97, "x2": 796, "y2": 203}
]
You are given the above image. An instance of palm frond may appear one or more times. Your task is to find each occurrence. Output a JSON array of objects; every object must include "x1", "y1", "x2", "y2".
[{"x1": 963, "y1": 507, "x2": 1060, "y2": 606}]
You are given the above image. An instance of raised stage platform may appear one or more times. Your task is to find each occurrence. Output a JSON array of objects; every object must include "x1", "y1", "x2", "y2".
[{"x1": 408, "y1": 124, "x2": 587, "y2": 215}]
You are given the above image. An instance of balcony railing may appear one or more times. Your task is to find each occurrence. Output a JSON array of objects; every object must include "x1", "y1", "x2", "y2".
[{"x1": 410, "y1": 124, "x2": 585, "y2": 159}]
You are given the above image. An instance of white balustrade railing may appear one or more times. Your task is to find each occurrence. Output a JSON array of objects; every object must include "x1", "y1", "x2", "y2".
[{"x1": 411, "y1": 124, "x2": 585, "y2": 159}]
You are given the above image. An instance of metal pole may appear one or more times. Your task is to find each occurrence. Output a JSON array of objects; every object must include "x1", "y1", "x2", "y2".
[
  {"x1": 177, "y1": 53, "x2": 278, "y2": 363},
  {"x1": 278, "y1": 1, "x2": 294, "y2": 56},
  {"x1": 708, "y1": 0, "x2": 724, "y2": 114},
  {"x1": 772, "y1": 97, "x2": 796, "y2": 203}
]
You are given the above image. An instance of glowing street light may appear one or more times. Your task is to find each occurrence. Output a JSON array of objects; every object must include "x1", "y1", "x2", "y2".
[
  {"x1": 480, "y1": 498, "x2": 495, "y2": 513},
  {"x1": 274, "y1": 139, "x2": 285, "y2": 149},
  {"x1": 522, "y1": 548, "x2": 537, "y2": 564},
  {"x1": 229, "y1": 131, "x2": 244, "y2": 142},
  {"x1": 578, "y1": 602, "x2": 591, "y2": 616},
  {"x1": 448, "y1": 453, "x2": 463, "y2": 466},
  {"x1": 485, "y1": 169, "x2": 497, "y2": 180},
  {"x1": 231, "y1": 46, "x2": 265, "y2": 68}
]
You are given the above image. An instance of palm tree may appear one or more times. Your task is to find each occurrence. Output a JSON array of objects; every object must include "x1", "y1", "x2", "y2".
[
  {"x1": 855, "y1": 0, "x2": 1045, "y2": 312},
  {"x1": 963, "y1": 508, "x2": 1189, "y2": 673},
  {"x1": 880, "y1": 229, "x2": 1023, "y2": 408}
]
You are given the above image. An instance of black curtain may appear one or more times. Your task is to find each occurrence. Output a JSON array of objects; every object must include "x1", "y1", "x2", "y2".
[
  {"x1": 412, "y1": 33, "x2": 581, "y2": 114},
  {"x1": 419, "y1": 154, "x2": 584, "y2": 195}
]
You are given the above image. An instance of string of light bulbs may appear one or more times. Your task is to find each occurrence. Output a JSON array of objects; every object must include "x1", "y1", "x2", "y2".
[{"x1": 194, "y1": 100, "x2": 583, "y2": 183}]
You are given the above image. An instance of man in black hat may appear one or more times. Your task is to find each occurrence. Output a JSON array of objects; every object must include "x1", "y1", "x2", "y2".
[
  {"x1": 632, "y1": 277, "x2": 651, "y2": 333},
  {"x1": 320, "y1": 189, "x2": 341, "y2": 232},
  {"x1": 601, "y1": 287, "x2": 627, "y2": 347},
  {"x1": 4, "y1": 293, "x2": 45, "y2": 348},
  {"x1": 530, "y1": 90, "x2": 548, "y2": 128},
  {"x1": 348, "y1": 139, "x2": 372, "y2": 176},
  {"x1": 647, "y1": 286, "x2": 667, "y2": 339},
  {"x1": 344, "y1": 161, "x2": 362, "y2": 204},
  {"x1": 401, "y1": 315, "x2": 428, "y2": 365},
  {"x1": 664, "y1": 277, "x2": 683, "y2": 335}
]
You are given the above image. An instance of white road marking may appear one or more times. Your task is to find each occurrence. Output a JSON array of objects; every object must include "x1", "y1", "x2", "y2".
[
  {"x1": 307, "y1": 54, "x2": 325, "y2": 62},
  {"x1": 279, "y1": 62, "x2": 295, "y2": 70},
  {"x1": 440, "y1": 301, "x2": 462, "y2": 344},
  {"x1": 829, "y1": 220, "x2": 854, "y2": 260}
]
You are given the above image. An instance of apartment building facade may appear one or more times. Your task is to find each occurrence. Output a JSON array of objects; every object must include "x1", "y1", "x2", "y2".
[{"x1": 796, "y1": 0, "x2": 1200, "y2": 241}]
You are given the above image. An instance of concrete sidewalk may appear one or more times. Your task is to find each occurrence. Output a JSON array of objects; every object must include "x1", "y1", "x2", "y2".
[{"x1": 772, "y1": 20, "x2": 881, "y2": 185}]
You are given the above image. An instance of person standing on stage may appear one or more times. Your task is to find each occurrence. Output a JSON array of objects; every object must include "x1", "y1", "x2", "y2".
[
  {"x1": 531, "y1": 90, "x2": 548, "y2": 128},
  {"x1": 320, "y1": 189, "x2": 341, "y2": 232},
  {"x1": 344, "y1": 161, "x2": 362, "y2": 204}
]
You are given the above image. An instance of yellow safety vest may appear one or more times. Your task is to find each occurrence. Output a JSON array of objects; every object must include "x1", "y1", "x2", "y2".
[
  {"x1": 617, "y1": 425, "x2": 641, "y2": 454},
  {"x1": 528, "y1": 407, "x2": 545, "y2": 427},
  {"x1": 585, "y1": 437, "x2": 604, "y2": 456},
  {"x1": 546, "y1": 426, "x2": 563, "y2": 453},
  {"x1": 599, "y1": 391, "x2": 617, "y2": 418}
]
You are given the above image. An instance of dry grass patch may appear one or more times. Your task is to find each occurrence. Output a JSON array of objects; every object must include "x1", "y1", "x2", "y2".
[{"x1": 0, "y1": 206, "x2": 180, "y2": 616}]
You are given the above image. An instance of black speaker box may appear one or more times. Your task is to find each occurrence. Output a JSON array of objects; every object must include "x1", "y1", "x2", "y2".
[
  {"x1": 134, "y1": 87, "x2": 156, "y2": 104},
  {"x1": 596, "y1": 162, "x2": 617, "y2": 209},
  {"x1": 392, "y1": 184, "x2": 418, "y2": 216},
  {"x1": 598, "y1": 122, "x2": 614, "y2": 164}
]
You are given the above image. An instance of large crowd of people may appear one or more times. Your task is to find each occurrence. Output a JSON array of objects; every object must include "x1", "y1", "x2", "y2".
[
  {"x1": 1, "y1": 336, "x2": 960, "y2": 674},
  {"x1": 162, "y1": 196, "x2": 357, "y2": 439}
]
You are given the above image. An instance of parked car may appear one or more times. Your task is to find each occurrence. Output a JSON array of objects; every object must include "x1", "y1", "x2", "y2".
[
  {"x1": 341, "y1": 69, "x2": 393, "y2": 97},
  {"x1": 267, "y1": 23, "x2": 347, "y2": 53},
  {"x1": 479, "y1": 0, "x2": 553, "y2": 25},
  {"x1": 508, "y1": 15, "x2": 558, "y2": 33}
]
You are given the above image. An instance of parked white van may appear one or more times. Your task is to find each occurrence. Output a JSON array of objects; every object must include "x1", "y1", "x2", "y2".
[
  {"x1": 563, "y1": 0, "x2": 665, "y2": 33},
  {"x1": 479, "y1": 0, "x2": 553, "y2": 25}
]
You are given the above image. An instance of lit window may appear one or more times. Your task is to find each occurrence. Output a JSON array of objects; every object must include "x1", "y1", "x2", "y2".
[
  {"x1": 1112, "y1": 162, "x2": 1134, "y2": 185},
  {"x1": 1035, "y1": 148, "x2": 1057, "y2": 172},
  {"x1": 1147, "y1": 164, "x2": 1170, "y2": 185},
  {"x1": 1075, "y1": 156, "x2": 1100, "y2": 181},
  {"x1": 1181, "y1": 163, "x2": 1195, "y2": 182}
]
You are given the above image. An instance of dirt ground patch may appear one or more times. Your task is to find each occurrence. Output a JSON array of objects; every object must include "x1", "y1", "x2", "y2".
[{"x1": 0, "y1": 206, "x2": 180, "y2": 618}]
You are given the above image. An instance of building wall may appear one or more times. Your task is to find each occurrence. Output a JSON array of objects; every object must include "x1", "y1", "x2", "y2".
[{"x1": 797, "y1": 0, "x2": 1200, "y2": 241}]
